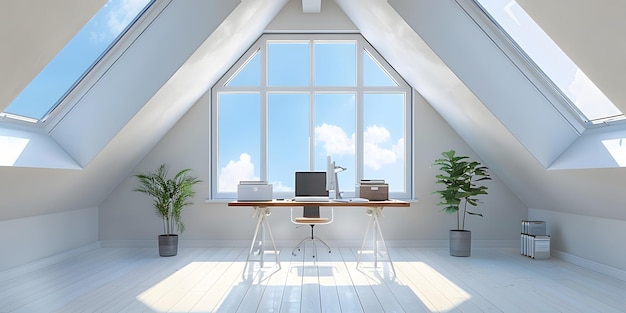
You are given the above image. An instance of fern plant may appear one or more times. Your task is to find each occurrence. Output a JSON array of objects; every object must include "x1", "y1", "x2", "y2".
[
  {"x1": 134, "y1": 164, "x2": 201, "y2": 235},
  {"x1": 433, "y1": 150, "x2": 491, "y2": 230}
]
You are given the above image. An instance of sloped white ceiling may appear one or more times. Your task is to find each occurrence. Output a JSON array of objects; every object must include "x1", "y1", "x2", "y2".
[{"x1": 3, "y1": 0, "x2": 626, "y2": 224}]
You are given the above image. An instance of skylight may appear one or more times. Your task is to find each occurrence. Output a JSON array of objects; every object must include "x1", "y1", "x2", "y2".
[
  {"x1": 475, "y1": 0, "x2": 624, "y2": 125},
  {"x1": 2, "y1": 0, "x2": 153, "y2": 123}
]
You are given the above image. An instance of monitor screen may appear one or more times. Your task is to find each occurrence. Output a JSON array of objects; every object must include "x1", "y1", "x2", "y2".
[{"x1": 295, "y1": 172, "x2": 329, "y2": 197}]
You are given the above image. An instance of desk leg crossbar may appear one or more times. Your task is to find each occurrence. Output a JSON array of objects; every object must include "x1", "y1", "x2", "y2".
[
  {"x1": 247, "y1": 207, "x2": 280, "y2": 270},
  {"x1": 357, "y1": 207, "x2": 396, "y2": 276}
]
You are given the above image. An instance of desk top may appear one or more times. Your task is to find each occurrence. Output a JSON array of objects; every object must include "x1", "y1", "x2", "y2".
[{"x1": 228, "y1": 199, "x2": 410, "y2": 207}]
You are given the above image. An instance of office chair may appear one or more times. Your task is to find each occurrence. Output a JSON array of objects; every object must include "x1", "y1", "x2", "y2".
[{"x1": 291, "y1": 205, "x2": 334, "y2": 258}]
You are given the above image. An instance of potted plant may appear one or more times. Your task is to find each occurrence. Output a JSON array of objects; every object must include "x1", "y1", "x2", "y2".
[
  {"x1": 134, "y1": 164, "x2": 201, "y2": 257},
  {"x1": 433, "y1": 150, "x2": 491, "y2": 256}
]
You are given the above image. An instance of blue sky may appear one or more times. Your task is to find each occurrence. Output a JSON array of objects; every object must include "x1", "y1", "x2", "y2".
[{"x1": 4, "y1": 0, "x2": 151, "y2": 120}]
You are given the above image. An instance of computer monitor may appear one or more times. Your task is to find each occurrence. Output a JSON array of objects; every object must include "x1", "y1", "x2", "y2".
[
  {"x1": 295, "y1": 171, "x2": 329, "y2": 202},
  {"x1": 326, "y1": 155, "x2": 338, "y2": 199},
  {"x1": 325, "y1": 154, "x2": 345, "y2": 199}
]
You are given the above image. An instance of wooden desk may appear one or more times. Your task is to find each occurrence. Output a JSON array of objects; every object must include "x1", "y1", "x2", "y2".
[
  {"x1": 228, "y1": 199, "x2": 410, "y2": 208},
  {"x1": 229, "y1": 199, "x2": 410, "y2": 274}
]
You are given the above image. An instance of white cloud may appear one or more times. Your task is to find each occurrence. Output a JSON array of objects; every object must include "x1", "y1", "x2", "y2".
[
  {"x1": 392, "y1": 137, "x2": 404, "y2": 161},
  {"x1": 364, "y1": 146, "x2": 396, "y2": 171},
  {"x1": 314, "y1": 123, "x2": 354, "y2": 155},
  {"x1": 313, "y1": 123, "x2": 405, "y2": 170},
  {"x1": 271, "y1": 180, "x2": 293, "y2": 192},
  {"x1": 106, "y1": 0, "x2": 148, "y2": 34},
  {"x1": 364, "y1": 125, "x2": 390, "y2": 144},
  {"x1": 89, "y1": 28, "x2": 108, "y2": 43},
  {"x1": 315, "y1": 123, "x2": 404, "y2": 170},
  {"x1": 89, "y1": 0, "x2": 148, "y2": 42},
  {"x1": 364, "y1": 125, "x2": 399, "y2": 170},
  {"x1": 218, "y1": 153, "x2": 259, "y2": 192}
]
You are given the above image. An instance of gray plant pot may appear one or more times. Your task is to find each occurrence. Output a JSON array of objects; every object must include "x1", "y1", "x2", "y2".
[
  {"x1": 449, "y1": 230, "x2": 471, "y2": 257},
  {"x1": 158, "y1": 234, "x2": 178, "y2": 257}
]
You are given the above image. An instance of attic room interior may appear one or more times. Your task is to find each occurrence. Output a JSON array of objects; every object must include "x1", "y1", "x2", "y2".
[{"x1": 1, "y1": 0, "x2": 626, "y2": 311}]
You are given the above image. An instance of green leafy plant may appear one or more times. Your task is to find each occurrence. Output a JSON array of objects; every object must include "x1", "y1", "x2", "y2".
[
  {"x1": 433, "y1": 150, "x2": 491, "y2": 230},
  {"x1": 134, "y1": 164, "x2": 201, "y2": 235}
]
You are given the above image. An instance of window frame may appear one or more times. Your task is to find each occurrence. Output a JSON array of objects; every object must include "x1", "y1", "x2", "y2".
[{"x1": 210, "y1": 33, "x2": 413, "y2": 200}]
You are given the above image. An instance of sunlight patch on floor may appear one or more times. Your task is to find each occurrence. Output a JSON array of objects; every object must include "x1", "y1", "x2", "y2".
[
  {"x1": 394, "y1": 261, "x2": 471, "y2": 312},
  {"x1": 136, "y1": 258, "x2": 471, "y2": 312}
]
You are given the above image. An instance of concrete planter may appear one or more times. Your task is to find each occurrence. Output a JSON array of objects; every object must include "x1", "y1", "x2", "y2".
[
  {"x1": 158, "y1": 234, "x2": 178, "y2": 257},
  {"x1": 449, "y1": 230, "x2": 471, "y2": 257}
]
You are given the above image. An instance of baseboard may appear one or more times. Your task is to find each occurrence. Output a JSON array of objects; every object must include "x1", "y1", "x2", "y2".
[
  {"x1": 552, "y1": 250, "x2": 626, "y2": 282},
  {"x1": 101, "y1": 239, "x2": 337, "y2": 249},
  {"x1": 467, "y1": 240, "x2": 519, "y2": 249},
  {"x1": 101, "y1": 240, "x2": 273, "y2": 248},
  {"x1": 98, "y1": 239, "x2": 518, "y2": 249}
]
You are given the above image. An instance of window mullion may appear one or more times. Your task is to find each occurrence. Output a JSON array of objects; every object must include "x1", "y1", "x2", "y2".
[
  {"x1": 260, "y1": 39, "x2": 268, "y2": 181},
  {"x1": 356, "y1": 41, "x2": 364, "y2": 183},
  {"x1": 309, "y1": 39, "x2": 316, "y2": 170}
]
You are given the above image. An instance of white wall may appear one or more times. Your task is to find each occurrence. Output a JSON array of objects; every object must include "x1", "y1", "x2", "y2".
[
  {"x1": 529, "y1": 208, "x2": 626, "y2": 276},
  {"x1": 0, "y1": 207, "x2": 98, "y2": 271},
  {"x1": 99, "y1": 90, "x2": 527, "y2": 247}
]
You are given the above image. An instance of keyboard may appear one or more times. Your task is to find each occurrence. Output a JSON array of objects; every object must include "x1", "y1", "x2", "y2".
[
  {"x1": 332, "y1": 197, "x2": 369, "y2": 203},
  {"x1": 294, "y1": 196, "x2": 330, "y2": 202}
]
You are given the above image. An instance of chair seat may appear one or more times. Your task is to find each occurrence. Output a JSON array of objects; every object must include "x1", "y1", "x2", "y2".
[
  {"x1": 295, "y1": 217, "x2": 329, "y2": 224},
  {"x1": 291, "y1": 207, "x2": 333, "y2": 258}
]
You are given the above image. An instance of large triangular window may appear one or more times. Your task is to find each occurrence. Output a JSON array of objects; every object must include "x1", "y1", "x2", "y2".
[{"x1": 211, "y1": 34, "x2": 412, "y2": 200}]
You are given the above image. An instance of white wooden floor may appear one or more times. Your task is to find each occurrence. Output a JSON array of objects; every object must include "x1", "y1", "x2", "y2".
[{"x1": 1, "y1": 245, "x2": 625, "y2": 312}]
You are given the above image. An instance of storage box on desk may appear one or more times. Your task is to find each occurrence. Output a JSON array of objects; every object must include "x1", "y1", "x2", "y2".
[{"x1": 356, "y1": 181, "x2": 389, "y2": 201}]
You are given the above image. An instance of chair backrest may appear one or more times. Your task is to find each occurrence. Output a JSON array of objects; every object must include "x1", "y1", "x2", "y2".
[
  {"x1": 291, "y1": 206, "x2": 333, "y2": 225},
  {"x1": 303, "y1": 205, "x2": 320, "y2": 218}
]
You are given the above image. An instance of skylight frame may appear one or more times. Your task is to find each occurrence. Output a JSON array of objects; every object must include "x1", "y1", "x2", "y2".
[
  {"x1": 1, "y1": 0, "x2": 158, "y2": 127},
  {"x1": 468, "y1": 0, "x2": 625, "y2": 128}
]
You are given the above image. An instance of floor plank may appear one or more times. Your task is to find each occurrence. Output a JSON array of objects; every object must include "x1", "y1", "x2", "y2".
[
  {"x1": 2, "y1": 246, "x2": 626, "y2": 313},
  {"x1": 338, "y1": 248, "x2": 386, "y2": 313}
]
